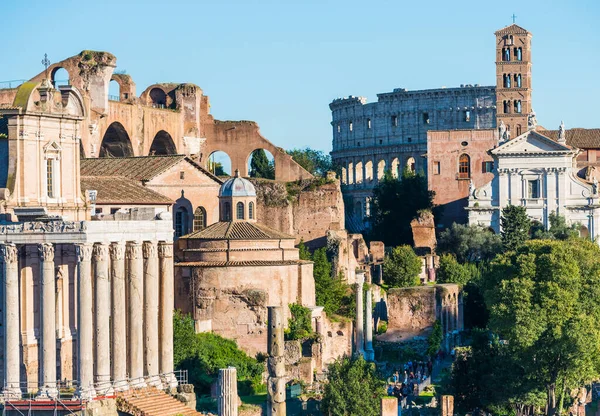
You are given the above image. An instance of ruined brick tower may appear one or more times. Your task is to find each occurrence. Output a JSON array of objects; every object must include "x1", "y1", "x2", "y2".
[{"x1": 495, "y1": 24, "x2": 532, "y2": 137}]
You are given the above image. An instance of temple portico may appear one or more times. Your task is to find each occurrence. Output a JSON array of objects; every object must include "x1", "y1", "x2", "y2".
[{"x1": 0, "y1": 217, "x2": 175, "y2": 399}]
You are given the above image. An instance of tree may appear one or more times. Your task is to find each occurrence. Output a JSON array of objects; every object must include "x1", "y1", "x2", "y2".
[
  {"x1": 321, "y1": 356, "x2": 385, "y2": 416},
  {"x1": 312, "y1": 248, "x2": 347, "y2": 317},
  {"x1": 500, "y1": 205, "x2": 531, "y2": 250},
  {"x1": 250, "y1": 149, "x2": 274, "y2": 179},
  {"x1": 436, "y1": 254, "x2": 473, "y2": 285},
  {"x1": 426, "y1": 320, "x2": 443, "y2": 356},
  {"x1": 482, "y1": 239, "x2": 600, "y2": 415},
  {"x1": 287, "y1": 147, "x2": 332, "y2": 177},
  {"x1": 369, "y1": 169, "x2": 436, "y2": 246},
  {"x1": 383, "y1": 245, "x2": 422, "y2": 288},
  {"x1": 286, "y1": 303, "x2": 313, "y2": 340},
  {"x1": 437, "y1": 223, "x2": 502, "y2": 263},
  {"x1": 531, "y1": 212, "x2": 580, "y2": 241},
  {"x1": 297, "y1": 239, "x2": 311, "y2": 261}
]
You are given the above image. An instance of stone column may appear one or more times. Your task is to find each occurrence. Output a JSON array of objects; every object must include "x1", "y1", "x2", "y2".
[
  {"x1": 218, "y1": 367, "x2": 238, "y2": 416},
  {"x1": 93, "y1": 243, "x2": 113, "y2": 394},
  {"x1": 143, "y1": 241, "x2": 161, "y2": 386},
  {"x1": 126, "y1": 241, "x2": 146, "y2": 388},
  {"x1": 110, "y1": 242, "x2": 128, "y2": 390},
  {"x1": 267, "y1": 306, "x2": 286, "y2": 416},
  {"x1": 381, "y1": 396, "x2": 398, "y2": 416},
  {"x1": 441, "y1": 395, "x2": 454, "y2": 416},
  {"x1": 355, "y1": 272, "x2": 365, "y2": 356},
  {"x1": 38, "y1": 243, "x2": 58, "y2": 398},
  {"x1": 364, "y1": 287, "x2": 375, "y2": 361},
  {"x1": 158, "y1": 242, "x2": 176, "y2": 389},
  {"x1": 75, "y1": 244, "x2": 95, "y2": 399},
  {"x1": 1, "y1": 243, "x2": 21, "y2": 398}
]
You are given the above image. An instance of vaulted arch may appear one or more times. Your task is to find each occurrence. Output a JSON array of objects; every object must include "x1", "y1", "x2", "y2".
[
  {"x1": 149, "y1": 130, "x2": 177, "y2": 155},
  {"x1": 100, "y1": 122, "x2": 134, "y2": 158}
]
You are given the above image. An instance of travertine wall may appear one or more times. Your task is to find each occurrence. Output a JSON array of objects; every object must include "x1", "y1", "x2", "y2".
[{"x1": 320, "y1": 316, "x2": 353, "y2": 366}]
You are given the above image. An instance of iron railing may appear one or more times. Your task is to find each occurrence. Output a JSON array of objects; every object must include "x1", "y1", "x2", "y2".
[{"x1": 0, "y1": 80, "x2": 26, "y2": 90}]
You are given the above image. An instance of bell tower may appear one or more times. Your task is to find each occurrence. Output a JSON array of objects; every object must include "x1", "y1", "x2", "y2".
[{"x1": 495, "y1": 24, "x2": 532, "y2": 138}]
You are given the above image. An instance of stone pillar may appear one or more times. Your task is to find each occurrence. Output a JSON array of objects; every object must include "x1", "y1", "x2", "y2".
[
  {"x1": 75, "y1": 244, "x2": 95, "y2": 399},
  {"x1": 110, "y1": 242, "x2": 128, "y2": 390},
  {"x1": 381, "y1": 396, "x2": 398, "y2": 416},
  {"x1": 217, "y1": 367, "x2": 238, "y2": 416},
  {"x1": 355, "y1": 272, "x2": 365, "y2": 356},
  {"x1": 364, "y1": 287, "x2": 375, "y2": 361},
  {"x1": 267, "y1": 306, "x2": 286, "y2": 416},
  {"x1": 126, "y1": 241, "x2": 146, "y2": 388},
  {"x1": 441, "y1": 395, "x2": 454, "y2": 416},
  {"x1": 93, "y1": 243, "x2": 113, "y2": 394},
  {"x1": 158, "y1": 241, "x2": 176, "y2": 389},
  {"x1": 38, "y1": 243, "x2": 58, "y2": 398},
  {"x1": 143, "y1": 241, "x2": 161, "y2": 386},
  {"x1": 1, "y1": 243, "x2": 21, "y2": 398}
]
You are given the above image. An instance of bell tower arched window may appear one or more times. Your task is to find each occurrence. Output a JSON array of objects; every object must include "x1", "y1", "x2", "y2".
[{"x1": 458, "y1": 154, "x2": 470, "y2": 179}]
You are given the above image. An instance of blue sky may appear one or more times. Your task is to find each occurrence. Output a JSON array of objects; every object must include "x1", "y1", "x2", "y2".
[{"x1": 1, "y1": 0, "x2": 598, "y2": 153}]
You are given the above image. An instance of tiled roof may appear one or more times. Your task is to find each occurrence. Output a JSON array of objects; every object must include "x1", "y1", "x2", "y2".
[
  {"x1": 176, "y1": 260, "x2": 311, "y2": 267},
  {"x1": 494, "y1": 24, "x2": 530, "y2": 35},
  {"x1": 181, "y1": 221, "x2": 294, "y2": 240},
  {"x1": 80, "y1": 176, "x2": 173, "y2": 205},
  {"x1": 539, "y1": 128, "x2": 600, "y2": 149},
  {"x1": 80, "y1": 155, "x2": 223, "y2": 183}
]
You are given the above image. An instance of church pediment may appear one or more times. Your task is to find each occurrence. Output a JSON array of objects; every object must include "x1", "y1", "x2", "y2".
[{"x1": 491, "y1": 130, "x2": 573, "y2": 156}]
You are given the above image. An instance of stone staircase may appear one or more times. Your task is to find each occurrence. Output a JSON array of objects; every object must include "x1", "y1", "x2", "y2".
[{"x1": 116, "y1": 386, "x2": 202, "y2": 416}]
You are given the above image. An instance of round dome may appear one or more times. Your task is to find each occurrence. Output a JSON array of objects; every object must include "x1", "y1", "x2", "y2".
[{"x1": 219, "y1": 170, "x2": 256, "y2": 197}]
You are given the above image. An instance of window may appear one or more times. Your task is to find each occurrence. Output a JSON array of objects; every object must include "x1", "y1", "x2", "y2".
[
  {"x1": 175, "y1": 207, "x2": 189, "y2": 237},
  {"x1": 508, "y1": 35, "x2": 514, "y2": 45},
  {"x1": 407, "y1": 137, "x2": 412, "y2": 143},
  {"x1": 95, "y1": 208, "x2": 103, "y2": 214},
  {"x1": 236, "y1": 202, "x2": 244, "y2": 220},
  {"x1": 249, "y1": 202, "x2": 254, "y2": 219},
  {"x1": 110, "y1": 208, "x2": 120, "y2": 215},
  {"x1": 193, "y1": 207, "x2": 206, "y2": 231},
  {"x1": 482, "y1": 161, "x2": 494, "y2": 173},
  {"x1": 515, "y1": 74, "x2": 522, "y2": 88},
  {"x1": 434, "y1": 161, "x2": 441, "y2": 175},
  {"x1": 349, "y1": 121, "x2": 353, "y2": 132},
  {"x1": 391, "y1": 115, "x2": 398, "y2": 127},
  {"x1": 423, "y1": 113, "x2": 430, "y2": 124},
  {"x1": 465, "y1": 111, "x2": 471, "y2": 122},
  {"x1": 180, "y1": 171, "x2": 185, "y2": 180},
  {"x1": 503, "y1": 74, "x2": 511, "y2": 88},
  {"x1": 503, "y1": 48, "x2": 511, "y2": 61},
  {"x1": 46, "y1": 159, "x2": 54, "y2": 198},
  {"x1": 367, "y1": 118, "x2": 372, "y2": 129},
  {"x1": 503, "y1": 100, "x2": 511, "y2": 114},
  {"x1": 379, "y1": 140, "x2": 383, "y2": 145},
  {"x1": 337, "y1": 124, "x2": 341, "y2": 133},
  {"x1": 223, "y1": 202, "x2": 231, "y2": 221},
  {"x1": 514, "y1": 100, "x2": 522, "y2": 114},
  {"x1": 458, "y1": 154, "x2": 470, "y2": 179},
  {"x1": 515, "y1": 47, "x2": 522, "y2": 61},
  {"x1": 461, "y1": 141, "x2": 469, "y2": 147},
  {"x1": 516, "y1": 124, "x2": 522, "y2": 136},
  {"x1": 357, "y1": 142, "x2": 361, "y2": 147},
  {"x1": 528, "y1": 180, "x2": 540, "y2": 199}
]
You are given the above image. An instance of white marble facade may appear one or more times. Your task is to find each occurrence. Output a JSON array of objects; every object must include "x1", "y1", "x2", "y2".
[{"x1": 468, "y1": 129, "x2": 599, "y2": 239}]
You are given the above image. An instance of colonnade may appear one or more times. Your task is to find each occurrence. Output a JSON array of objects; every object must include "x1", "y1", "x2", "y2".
[
  {"x1": 339, "y1": 153, "x2": 420, "y2": 187},
  {"x1": 440, "y1": 293, "x2": 463, "y2": 351},
  {"x1": 0, "y1": 240, "x2": 175, "y2": 399}
]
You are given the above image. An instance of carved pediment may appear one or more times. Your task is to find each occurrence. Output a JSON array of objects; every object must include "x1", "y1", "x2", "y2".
[{"x1": 492, "y1": 130, "x2": 573, "y2": 155}]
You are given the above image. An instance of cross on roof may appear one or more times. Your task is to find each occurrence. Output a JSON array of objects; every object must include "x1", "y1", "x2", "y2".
[
  {"x1": 512, "y1": 13, "x2": 517, "y2": 24},
  {"x1": 41, "y1": 53, "x2": 50, "y2": 79}
]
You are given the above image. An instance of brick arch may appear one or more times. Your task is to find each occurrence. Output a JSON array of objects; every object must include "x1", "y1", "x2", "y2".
[
  {"x1": 246, "y1": 148, "x2": 275, "y2": 179},
  {"x1": 100, "y1": 122, "x2": 134, "y2": 158},
  {"x1": 149, "y1": 130, "x2": 177, "y2": 155}
]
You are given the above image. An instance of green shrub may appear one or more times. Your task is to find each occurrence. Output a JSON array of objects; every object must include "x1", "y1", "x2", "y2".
[
  {"x1": 286, "y1": 303, "x2": 313, "y2": 340},
  {"x1": 383, "y1": 245, "x2": 422, "y2": 288}
]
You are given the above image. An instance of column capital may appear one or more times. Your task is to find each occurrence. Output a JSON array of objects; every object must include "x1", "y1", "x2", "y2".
[
  {"x1": 38, "y1": 243, "x2": 54, "y2": 262},
  {"x1": 75, "y1": 243, "x2": 93, "y2": 262},
  {"x1": 93, "y1": 243, "x2": 109, "y2": 262},
  {"x1": 142, "y1": 241, "x2": 157, "y2": 259},
  {"x1": 157, "y1": 241, "x2": 173, "y2": 258},
  {"x1": 0, "y1": 243, "x2": 18, "y2": 264},
  {"x1": 109, "y1": 242, "x2": 125, "y2": 261},
  {"x1": 125, "y1": 241, "x2": 142, "y2": 259}
]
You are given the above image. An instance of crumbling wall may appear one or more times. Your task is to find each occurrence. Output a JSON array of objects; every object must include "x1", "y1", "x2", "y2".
[
  {"x1": 382, "y1": 286, "x2": 437, "y2": 342},
  {"x1": 411, "y1": 210, "x2": 436, "y2": 252},
  {"x1": 320, "y1": 316, "x2": 353, "y2": 366}
]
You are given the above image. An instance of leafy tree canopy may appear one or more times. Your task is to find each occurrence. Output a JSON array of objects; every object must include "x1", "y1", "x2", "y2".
[
  {"x1": 287, "y1": 147, "x2": 333, "y2": 177},
  {"x1": 286, "y1": 303, "x2": 313, "y2": 340},
  {"x1": 250, "y1": 149, "x2": 275, "y2": 179},
  {"x1": 531, "y1": 212, "x2": 580, "y2": 241},
  {"x1": 321, "y1": 356, "x2": 385, "y2": 416},
  {"x1": 437, "y1": 223, "x2": 502, "y2": 263},
  {"x1": 369, "y1": 169, "x2": 436, "y2": 246},
  {"x1": 482, "y1": 239, "x2": 600, "y2": 415},
  {"x1": 383, "y1": 245, "x2": 422, "y2": 288},
  {"x1": 500, "y1": 205, "x2": 531, "y2": 251},
  {"x1": 436, "y1": 254, "x2": 477, "y2": 286}
]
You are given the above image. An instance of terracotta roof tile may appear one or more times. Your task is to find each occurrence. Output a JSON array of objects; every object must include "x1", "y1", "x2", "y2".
[
  {"x1": 181, "y1": 221, "x2": 294, "y2": 240},
  {"x1": 539, "y1": 128, "x2": 600, "y2": 149},
  {"x1": 80, "y1": 176, "x2": 173, "y2": 205},
  {"x1": 175, "y1": 260, "x2": 311, "y2": 267},
  {"x1": 80, "y1": 155, "x2": 223, "y2": 183}
]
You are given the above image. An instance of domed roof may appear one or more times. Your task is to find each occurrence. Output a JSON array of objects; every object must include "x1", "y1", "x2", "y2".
[{"x1": 219, "y1": 170, "x2": 256, "y2": 197}]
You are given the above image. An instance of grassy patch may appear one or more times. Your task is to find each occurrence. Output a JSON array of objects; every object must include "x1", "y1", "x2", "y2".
[{"x1": 240, "y1": 393, "x2": 267, "y2": 405}]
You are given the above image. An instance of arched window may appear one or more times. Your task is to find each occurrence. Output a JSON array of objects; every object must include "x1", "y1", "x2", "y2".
[
  {"x1": 515, "y1": 74, "x2": 522, "y2": 88},
  {"x1": 514, "y1": 100, "x2": 522, "y2": 114},
  {"x1": 236, "y1": 202, "x2": 245, "y2": 220},
  {"x1": 503, "y1": 48, "x2": 511, "y2": 61},
  {"x1": 458, "y1": 154, "x2": 470, "y2": 179},
  {"x1": 223, "y1": 202, "x2": 231, "y2": 221},
  {"x1": 406, "y1": 157, "x2": 416, "y2": 173},
  {"x1": 504, "y1": 74, "x2": 511, "y2": 88},
  {"x1": 249, "y1": 202, "x2": 255, "y2": 219},
  {"x1": 504, "y1": 100, "x2": 511, "y2": 114},
  {"x1": 349, "y1": 121, "x2": 353, "y2": 132},
  {"x1": 175, "y1": 207, "x2": 189, "y2": 238},
  {"x1": 193, "y1": 207, "x2": 206, "y2": 231},
  {"x1": 44, "y1": 142, "x2": 61, "y2": 199},
  {"x1": 514, "y1": 47, "x2": 522, "y2": 61},
  {"x1": 516, "y1": 124, "x2": 522, "y2": 136}
]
